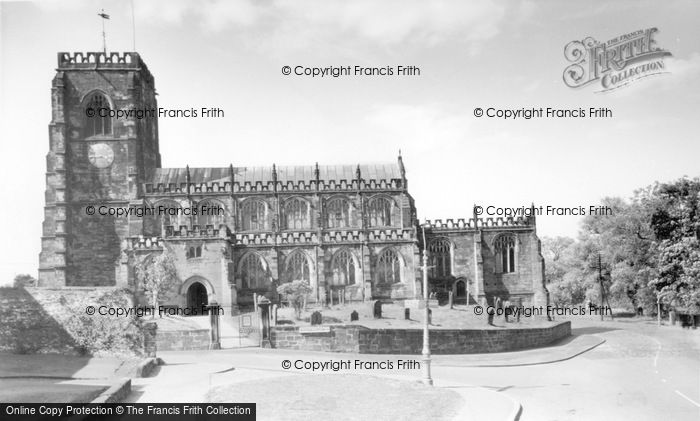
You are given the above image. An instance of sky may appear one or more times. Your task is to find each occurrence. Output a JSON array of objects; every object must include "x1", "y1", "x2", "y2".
[{"x1": 1, "y1": 0, "x2": 699, "y2": 283}]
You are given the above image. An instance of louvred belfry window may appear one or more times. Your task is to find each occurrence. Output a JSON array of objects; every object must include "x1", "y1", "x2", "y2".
[{"x1": 85, "y1": 93, "x2": 112, "y2": 137}]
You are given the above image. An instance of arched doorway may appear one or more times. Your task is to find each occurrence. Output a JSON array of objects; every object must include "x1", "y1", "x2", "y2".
[
  {"x1": 455, "y1": 280, "x2": 466, "y2": 297},
  {"x1": 187, "y1": 282, "x2": 208, "y2": 315}
]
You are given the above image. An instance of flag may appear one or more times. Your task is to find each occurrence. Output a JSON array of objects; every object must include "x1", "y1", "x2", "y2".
[{"x1": 98, "y1": 11, "x2": 110, "y2": 20}]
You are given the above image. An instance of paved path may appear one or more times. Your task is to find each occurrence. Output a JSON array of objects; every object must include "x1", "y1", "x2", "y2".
[{"x1": 127, "y1": 318, "x2": 700, "y2": 420}]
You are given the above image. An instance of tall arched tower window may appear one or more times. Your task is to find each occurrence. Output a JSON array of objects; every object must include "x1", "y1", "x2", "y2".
[
  {"x1": 84, "y1": 92, "x2": 112, "y2": 137},
  {"x1": 240, "y1": 253, "x2": 269, "y2": 289},
  {"x1": 494, "y1": 234, "x2": 516, "y2": 273},
  {"x1": 376, "y1": 248, "x2": 401, "y2": 284},
  {"x1": 326, "y1": 198, "x2": 351, "y2": 228},
  {"x1": 428, "y1": 238, "x2": 452, "y2": 278},
  {"x1": 285, "y1": 250, "x2": 311, "y2": 283},
  {"x1": 368, "y1": 197, "x2": 393, "y2": 227},
  {"x1": 241, "y1": 200, "x2": 268, "y2": 231},
  {"x1": 284, "y1": 198, "x2": 310, "y2": 230},
  {"x1": 331, "y1": 249, "x2": 356, "y2": 286}
]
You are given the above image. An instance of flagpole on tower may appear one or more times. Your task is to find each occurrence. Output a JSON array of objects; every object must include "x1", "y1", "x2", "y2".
[{"x1": 98, "y1": 9, "x2": 110, "y2": 54}]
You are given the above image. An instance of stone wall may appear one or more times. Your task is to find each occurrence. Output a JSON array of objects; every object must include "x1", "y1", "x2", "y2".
[
  {"x1": 153, "y1": 329, "x2": 211, "y2": 351},
  {"x1": 0, "y1": 287, "x2": 144, "y2": 356},
  {"x1": 270, "y1": 321, "x2": 570, "y2": 354}
]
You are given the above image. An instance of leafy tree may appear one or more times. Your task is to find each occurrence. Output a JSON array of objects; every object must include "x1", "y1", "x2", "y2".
[
  {"x1": 649, "y1": 178, "x2": 700, "y2": 309},
  {"x1": 277, "y1": 280, "x2": 312, "y2": 319},
  {"x1": 13, "y1": 274, "x2": 37, "y2": 288},
  {"x1": 134, "y1": 246, "x2": 179, "y2": 318}
]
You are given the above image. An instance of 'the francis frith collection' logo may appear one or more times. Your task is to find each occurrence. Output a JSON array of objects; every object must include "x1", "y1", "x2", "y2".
[{"x1": 563, "y1": 28, "x2": 672, "y2": 92}]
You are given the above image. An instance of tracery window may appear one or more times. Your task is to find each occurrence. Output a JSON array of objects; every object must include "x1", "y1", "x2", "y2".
[
  {"x1": 284, "y1": 198, "x2": 310, "y2": 229},
  {"x1": 240, "y1": 253, "x2": 269, "y2": 289},
  {"x1": 155, "y1": 200, "x2": 181, "y2": 233},
  {"x1": 375, "y1": 248, "x2": 401, "y2": 284},
  {"x1": 368, "y1": 197, "x2": 392, "y2": 227},
  {"x1": 326, "y1": 198, "x2": 351, "y2": 228},
  {"x1": 428, "y1": 238, "x2": 452, "y2": 278},
  {"x1": 196, "y1": 200, "x2": 224, "y2": 229},
  {"x1": 495, "y1": 234, "x2": 516, "y2": 273},
  {"x1": 285, "y1": 250, "x2": 310, "y2": 283},
  {"x1": 85, "y1": 92, "x2": 112, "y2": 137},
  {"x1": 241, "y1": 200, "x2": 267, "y2": 231},
  {"x1": 330, "y1": 249, "x2": 356, "y2": 286}
]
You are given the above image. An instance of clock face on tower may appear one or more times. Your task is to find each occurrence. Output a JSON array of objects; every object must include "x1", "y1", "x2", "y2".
[{"x1": 88, "y1": 143, "x2": 115, "y2": 169}]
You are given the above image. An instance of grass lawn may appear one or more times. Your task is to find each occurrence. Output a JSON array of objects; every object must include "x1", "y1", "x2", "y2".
[
  {"x1": 206, "y1": 374, "x2": 462, "y2": 421},
  {"x1": 0, "y1": 379, "x2": 107, "y2": 403}
]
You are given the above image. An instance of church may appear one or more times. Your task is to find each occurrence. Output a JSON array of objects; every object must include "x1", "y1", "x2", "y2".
[{"x1": 39, "y1": 52, "x2": 548, "y2": 313}]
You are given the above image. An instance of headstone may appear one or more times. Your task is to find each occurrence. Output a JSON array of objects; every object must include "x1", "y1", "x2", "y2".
[
  {"x1": 373, "y1": 300, "x2": 382, "y2": 319},
  {"x1": 404, "y1": 308, "x2": 410, "y2": 320},
  {"x1": 310, "y1": 311, "x2": 322, "y2": 325},
  {"x1": 350, "y1": 310, "x2": 359, "y2": 322}
]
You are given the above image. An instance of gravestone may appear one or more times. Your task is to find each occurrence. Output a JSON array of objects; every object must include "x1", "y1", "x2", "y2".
[
  {"x1": 373, "y1": 300, "x2": 382, "y2": 319},
  {"x1": 350, "y1": 310, "x2": 359, "y2": 322},
  {"x1": 310, "y1": 311, "x2": 322, "y2": 325},
  {"x1": 404, "y1": 308, "x2": 410, "y2": 320}
]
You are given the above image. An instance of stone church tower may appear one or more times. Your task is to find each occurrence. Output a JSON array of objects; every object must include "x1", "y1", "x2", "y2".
[{"x1": 39, "y1": 52, "x2": 160, "y2": 287}]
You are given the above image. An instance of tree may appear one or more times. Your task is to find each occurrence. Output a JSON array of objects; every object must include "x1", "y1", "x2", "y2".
[
  {"x1": 134, "y1": 246, "x2": 179, "y2": 318},
  {"x1": 277, "y1": 280, "x2": 312, "y2": 319},
  {"x1": 13, "y1": 274, "x2": 37, "y2": 288}
]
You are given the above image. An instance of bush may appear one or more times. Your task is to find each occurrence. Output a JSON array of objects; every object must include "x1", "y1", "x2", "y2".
[{"x1": 277, "y1": 281, "x2": 312, "y2": 320}]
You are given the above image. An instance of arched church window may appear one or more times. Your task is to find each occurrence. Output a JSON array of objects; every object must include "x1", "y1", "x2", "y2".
[
  {"x1": 428, "y1": 238, "x2": 452, "y2": 278},
  {"x1": 240, "y1": 253, "x2": 269, "y2": 289},
  {"x1": 331, "y1": 249, "x2": 356, "y2": 286},
  {"x1": 495, "y1": 234, "x2": 516, "y2": 273},
  {"x1": 241, "y1": 200, "x2": 268, "y2": 231},
  {"x1": 326, "y1": 198, "x2": 351, "y2": 228},
  {"x1": 155, "y1": 200, "x2": 182, "y2": 234},
  {"x1": 285, "y1": 250, "x2": 310, "y2": 283},
  {"x1": 368, "y1": 197, "x2": 393, "y2": 227},
  {"x1": 197, "y1": 200, "x2": 224, "y2": 228},
  {"x1": 85, "y1": 92, "x2": 112, "y2": 137},
  {"x1": 284, "y1": 198, "x2": 310, "y2": 230},
  {"x1": 376, "y1": 248, "x2": 401, "y2": 284}
]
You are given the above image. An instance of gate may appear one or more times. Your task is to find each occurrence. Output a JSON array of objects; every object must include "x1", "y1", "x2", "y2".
[{"x1": 220, "y1": 311, "x2": 261, "y2": 348}]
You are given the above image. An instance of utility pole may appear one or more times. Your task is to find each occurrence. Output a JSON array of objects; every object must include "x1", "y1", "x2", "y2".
[
  {"x1": 598, "y1": 253, "x2": 604, "y2": 321},
  {"x1": 420, "y1": 224, "x2": 433, "y2": 386}
]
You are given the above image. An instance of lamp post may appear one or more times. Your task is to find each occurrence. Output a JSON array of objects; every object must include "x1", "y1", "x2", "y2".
[{"x1": 421, "y1": 224, "x2": 433, "y2": 386}]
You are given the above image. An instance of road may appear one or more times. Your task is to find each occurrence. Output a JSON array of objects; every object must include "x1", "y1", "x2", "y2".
[
  {"x1": 433, "y1": 318, "x2": 700, "y2": 420},
  {"x1": 132, "y1": 318, "x2": 700, "y2": 420}
]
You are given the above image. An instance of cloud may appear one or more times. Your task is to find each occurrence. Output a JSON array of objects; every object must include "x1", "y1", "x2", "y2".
[
  {"x1": 132, "y1": 0, "x2": 508, "y2": 52},
  {"x1": 365, "y1": 103, "x2": 472, "y2": 153}
]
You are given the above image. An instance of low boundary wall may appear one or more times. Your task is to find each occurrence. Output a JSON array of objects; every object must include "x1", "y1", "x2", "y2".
[{"x1": 270, "y1": 321, "x2": 571, "y2": 354}]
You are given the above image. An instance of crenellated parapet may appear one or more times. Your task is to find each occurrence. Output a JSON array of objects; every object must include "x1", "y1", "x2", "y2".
[
  {"x1": 424, "y1": 215, "x2": 533, "y2": 231},
  {"x1": 127, "y1": 236, "x2": 164, "y2": 251},
  {"x1": 143, "y1": 178, "x2": 405, "y2": 195},
  {"x1": 57, "y1": 52, "x2": 151, "y2": 76},
  {"x1": 232, "y1": 227, "x2": 416, "y2": 247},
  {"x1": 163, "y1": 225, "x2": 229, "y2": 239}
]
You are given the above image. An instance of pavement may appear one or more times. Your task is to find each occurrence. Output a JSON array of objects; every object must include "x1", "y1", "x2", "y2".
[
  {"x1": 122, "y1": 332, "x2": 605, "y2": 420},
  {"x1": 4, "y1": 318, "x2": 698, "y2": 420}
]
